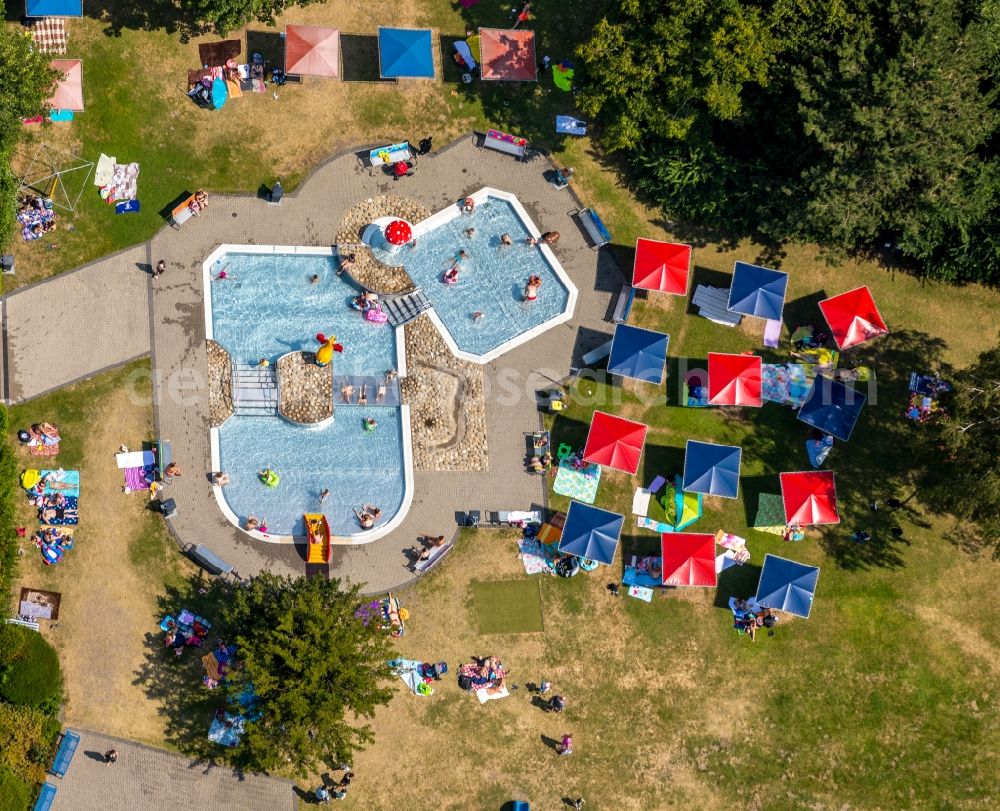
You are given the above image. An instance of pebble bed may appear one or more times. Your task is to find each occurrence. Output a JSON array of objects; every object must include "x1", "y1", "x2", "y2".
[
  {"x1": 334, "y1": 195, "x2": 430, "y2": 294},
  {"x1": 401, "y1": 315, "x2": 487, "y2": 471},
  {"x1": 207, "y1": 340, "x2": 233, "y2": 427},
  {"x1": 277, "y1": 352, "x2": 333, "y2": 424}
]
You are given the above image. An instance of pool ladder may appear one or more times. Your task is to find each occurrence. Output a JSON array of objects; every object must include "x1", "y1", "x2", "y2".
[
  {"x1": 382, "y1": 288, "x2": 432, "y2": 328},
  {"x1": 231, "y1": 364, "x2": 279, "y2": 416}
]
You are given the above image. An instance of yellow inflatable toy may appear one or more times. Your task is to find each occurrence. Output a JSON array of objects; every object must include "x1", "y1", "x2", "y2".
[
  {"x1": 21, "y1": 469, "x2": 41, "y2": 489},
  {"x1": 315, "y1": 333, "x2": 343, "y2": 367}
]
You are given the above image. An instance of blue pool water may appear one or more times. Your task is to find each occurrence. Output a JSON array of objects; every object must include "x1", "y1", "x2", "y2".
[
  {"x1": 216, "y1": 408, "x2": 405, "y2": 537},
  {"x1": 210, "y1": 253, "x2": 396, "y2": 376},
  {"x1": 210, "y1": 252, "x2": 404, "y2": 536},
  {"x1": 375, "y1": 197, "x2": 570, "y2": 357}
]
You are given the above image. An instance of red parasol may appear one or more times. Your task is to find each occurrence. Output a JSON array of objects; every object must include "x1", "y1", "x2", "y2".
[{"x1": 384, "y1": 220, "x2": 412, "y2": 245}]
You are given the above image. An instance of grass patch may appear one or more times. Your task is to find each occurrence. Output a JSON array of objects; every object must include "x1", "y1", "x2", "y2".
[{"x1": 472, "y1": 579, "x2": 543, "y2": 634}]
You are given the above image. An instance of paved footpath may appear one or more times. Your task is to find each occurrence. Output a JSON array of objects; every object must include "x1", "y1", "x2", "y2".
[
  {"x1": 49, "y1": 729, "x2": 295, "y2": 811},
  {"x1": 3, "y1": 244, "x2": 151, "y2": 403},
  {"x1": 2, "y1": 134, "x2": 623, "y2": 593}
]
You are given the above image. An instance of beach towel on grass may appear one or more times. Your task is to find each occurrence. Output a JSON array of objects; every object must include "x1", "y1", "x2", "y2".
[
  {"x1": 632, "y1": 487, "x2": 651, "y2": 516},
  {"x1": 628, "y1": 585, "x2": 653, "y2": 602},
  {"x1": 41, "y1": 470, "x2": 79, "y2": 498},
  {"x1": 518, "y1": 537, "x2": 552, "y2": 576},
  {"x1": 477, "y1": 685, "x2": 509, "y2": 703},
  {"x1": 553, "y1": 459, "x2": 601, "y2": 504},
  {"x1": 94, "y1": 153, "x2": 116, "y2": 187},
  {"x1": 38, "y1": 495, "x2": 78, "y2": 525},
  {"x1": 389, "y1": 658, "x2": 433, "y2": 696},
  {"x1": 101, "y1": 162, "x2": 140, "y2": 203}
]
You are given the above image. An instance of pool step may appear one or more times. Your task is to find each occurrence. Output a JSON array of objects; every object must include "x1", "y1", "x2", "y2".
[
  {"x1": 383, "y1": 288, "x2": 432, "y2": 327},
  {"x1": 232, "y1": 364, "x2": 279, "y2": 416}
]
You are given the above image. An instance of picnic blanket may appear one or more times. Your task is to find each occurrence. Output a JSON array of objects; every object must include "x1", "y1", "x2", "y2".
[
  {"x1": 553, "y1": 459, "x2": 601, "y2": 504},
  {"x1": 623, "y1": 556, "x2": 662, "y2": 589},
  {"x1": 389, "y1": 658, "x2": 434, "y2": 696},
  {"x1": 32, "y1": 18, "x2": 66, "y2": 54},
  {"x1": 38, "y1": 496, "x2": 78, "y2": 525},
  {"x1": 518, "y1": 537, "x2": 554, "y2": 575},
  {"x1": 753, "y1": 493, "x2": 786, "y2": 535},
  {"x1": 17, "y1": 206, "x2": 55, "y2": 241},
  {"x1": 40, "y1": 470, "x2": 79, "y2": 498},
  {"x1": 762, "y1": 363, "x2": 809, "y2": 406},
  {"x1": 100, "y1": 162, "x2": 139, "y2": 203},
  {"x1": 208, "y1": 713, "x2": 244, "y2": 747},
  {"x1": 556, "y1": 115, "x2": 587, "y2": 135}
]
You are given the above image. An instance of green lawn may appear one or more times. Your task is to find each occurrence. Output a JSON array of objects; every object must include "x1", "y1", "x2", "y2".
[
  {"x1": 6, "y1": 2, "x2": 1000, "y2": 808},
  {"x1": 472, "y1": 579, "x2": 544, "y2": 634}
]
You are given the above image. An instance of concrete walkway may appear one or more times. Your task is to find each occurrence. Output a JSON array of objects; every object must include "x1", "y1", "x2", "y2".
[
  {"x1": 2, "y1": 134, "x2": 623, "y2": 593},
  {"x1": 3, "y1": 244, "x2": 151, "y2": 402},
  {"x1": 49, "y1": 729, "x2": 295, "y2": 811}
]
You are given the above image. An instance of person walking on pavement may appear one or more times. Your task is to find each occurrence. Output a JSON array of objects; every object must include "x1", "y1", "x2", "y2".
[{"x1": 104, "y1": 749, "x2": 118, "y2": 765}]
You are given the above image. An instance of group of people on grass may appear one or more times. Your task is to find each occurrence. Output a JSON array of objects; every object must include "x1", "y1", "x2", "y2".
[{"x1": 18, "y1": 196, "x2": 56, "y2": 241}]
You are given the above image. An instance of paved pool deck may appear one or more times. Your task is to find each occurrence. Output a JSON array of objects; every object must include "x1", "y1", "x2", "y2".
[{"x1": 2, "y1": 134, "x2": 623, "y2": 594}]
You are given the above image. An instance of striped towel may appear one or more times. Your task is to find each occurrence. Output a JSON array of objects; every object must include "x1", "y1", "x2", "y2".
[{"x1": 124, "y1": 465, "x2": 153, "y2": 491}]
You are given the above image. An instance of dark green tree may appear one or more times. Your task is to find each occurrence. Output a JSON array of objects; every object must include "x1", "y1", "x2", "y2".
[
  {"x1": 180, "y1": 0, "x2": 322, "y2": 35},
  {"x1": 922, "y1": 345, "x2": 1000, "y2": 552},
  {"x1": 221, "y1": 573, "x2": 395, "y2": 776},
  {"x1": 0, "y1": 25, "x2": 60, "y2": 254},
  {"x1": 577, "y1": 0, "x2": 1000, "y2": 284}
]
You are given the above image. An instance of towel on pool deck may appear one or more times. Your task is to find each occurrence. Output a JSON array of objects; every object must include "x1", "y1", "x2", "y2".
[
  {"x1": 553, "y1": 459, "x2": 601, "y2": 504},
  {"x1": 477, "y1": 685, "x2": 509, "y2": 703}
]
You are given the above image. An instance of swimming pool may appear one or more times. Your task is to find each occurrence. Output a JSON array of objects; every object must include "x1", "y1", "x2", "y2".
[
  {"x1": 205, "y1": 247, "x2": 411, "y2": 539},
  {"x1": 370, "y1": 189, "x2": 577, "y2": 363}
]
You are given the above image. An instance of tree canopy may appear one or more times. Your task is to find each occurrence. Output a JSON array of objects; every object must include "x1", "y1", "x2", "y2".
[
  {"x1": 577, "y1": 0, "x2": 1000, "y2": 284},
  {"x1": 220, "y1": 573, "x2": 395, "y2": 776},
  {"x1": 921, "y1": 345, "x2": 1000, "y2": 552},
  {"x1": 180, "y1": 0, "x2": 322, "y2": 34}
]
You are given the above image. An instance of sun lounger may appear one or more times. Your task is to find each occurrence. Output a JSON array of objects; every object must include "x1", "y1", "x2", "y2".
[
  {"x1": 692, "y1": 285, "x2": 742, "y2": 327},
  {"x1": 581, "y1": 339, "x2": 612, "y2": 366},
  {"x1": 169, "y1": 194, "x2": 198, "y2": 228},
  {"x1": 483, "y1": 129, "x2": 527, "y2": 159},
  {"x1": 414, "y1": 538, "x2": 454, "y2": 574},
  {"x1": 612, "y1": 283, "x2": 636, "y2": 323},
  {"x1": 576, "y1": 207, "x2": 611, "y2": 248}
]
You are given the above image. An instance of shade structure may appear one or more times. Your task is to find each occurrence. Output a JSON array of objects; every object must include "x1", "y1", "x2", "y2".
[
  {"x1": 48, "y1": 59, "x2": 83, "y2": 111},
  {"x1": 632, "y1": 238, "x2": 691, "y2": 295},
  {"x1": 378, "y1": 27, "x2": 435, "y2": 78},
  {"x1": 285, "y1": 25, "x2": 340, "y2": 78},
  {"x1": 797, "y1": 375, "x2": 866, "y2": 441},
  {"x1": 557, "y1": 501, "x2": 624, "y2": 565},
  {"x1": 607, "y1": 324, "x2": 669, "y2": 384},
  {"x1": 727, "y1": 261, "x2": 788, "y2": 320},
  {"x1": 27, "y1": 0, "x2": 81, "y2": 16},
  {"x1": 818, "y1": 286, "x2": 888, "y2": 350},
  {"x1": 707, "y1": 352, "x2": 762, "y2": 407},
  {"x1": 780, "y1": 471, "x2": 839, "y2": 525},
  {"x1": 660, "y1": 532, "x2": 717, "y2": 587},
  {"x1": 384, "y1": 220, "x2": 412, "y2": 245},
  {"x1": 582, "y1": 411, "x2": 648, "y2": 475},
  {"x1": 479, "y1": 28, "x2": 537, "y2": 81},
  {"x1": 755, "y1": 554, "x2": 820, "y2": 618},
  {"x1": 683, "y1": 440, "x2": 742, "y2": 499}
]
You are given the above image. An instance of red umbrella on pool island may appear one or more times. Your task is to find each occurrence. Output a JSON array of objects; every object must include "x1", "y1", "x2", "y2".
[{"x1": 384, "y1": 220, "x2": 412, "y2": 245}]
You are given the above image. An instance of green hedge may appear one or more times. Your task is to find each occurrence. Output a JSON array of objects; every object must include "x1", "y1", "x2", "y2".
[
  {"x1": 0, "y1": 766, "x2": 31, "y2": 811},
  {"x1": 0, "y1": 406, "x2": 18, "y2": 613},
  {"x1": 0, "y1": 627, "x2": 61, "y2": 710}
]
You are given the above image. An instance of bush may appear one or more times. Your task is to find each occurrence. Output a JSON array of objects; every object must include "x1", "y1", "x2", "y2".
[
  {"x1": 0, "y1": 627, "x2": 61, "y2": 709},
  {"x1": 0, "y1": 406, "x2": 19, "y2": 611},
  {"x1": 0, "y1": 766, "x2": 31, "y2": 811},
  {"x1": 0, "y1": 626, "x2": 26, "y2": 663},
  {"x1": 0, "y1": 703, "x2": 53, "y2": 787}
]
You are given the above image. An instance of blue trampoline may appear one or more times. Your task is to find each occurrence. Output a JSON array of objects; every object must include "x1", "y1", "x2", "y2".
[
  {"x1": 26, "y1": 0, "x2": 82, "y2": 16},
  {"x1": 607, "y1": 323, "x2": 669, "y2": 384},
  {"x1": 682, "y1": 440, "x2": 742, "y2": 499},
  {"x1": 378, "y1": 27, "x2": 435, "y2": 79},
  {"x1": 727, "y1": 261, "x2": 788, "y2": 321},
  {"x1": 755, "y1": 554, "x2": 820, "y2": 618},
  {"x1": 797, "y1": 375, "x2": 866, "y2": 441},
  {"x1": 557, "y1": 501, "x2": 624, "y2": 566}
]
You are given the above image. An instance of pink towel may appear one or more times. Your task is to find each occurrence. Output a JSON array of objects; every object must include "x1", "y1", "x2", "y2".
[{"x1": 124, "y1": 466, "x2": 151, "y2": 491}]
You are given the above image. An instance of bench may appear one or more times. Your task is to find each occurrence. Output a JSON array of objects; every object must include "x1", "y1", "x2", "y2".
[
  {"x1": 483, "y1": 128, "x2": 527, "y2": 159},
  {"x1": 576, "y1": 207, "x2": 611, "y2": 248},
  {"x1": 187, "y1": 543, "x2": 234, "y2": 577},
  {"x1": 33, "y1": 783, "x2": 57, "y2": 811},
  {"x1": 368, "y1": 141, "x2": 412, "y2": 167},
  {"x1": 692, "y1": 284, "x2": 742, "y2": 327},
  {"x1": 169, "y1": 194, "x2": 197, "y2": 228},
  {"x1": 612, "y1": 283, "x2": 635, "y2": 323},
  {"x1": 414, "y1": 539, "x2": 454, "y2": 574},
  {"x1": 49, "y1": 730, "x2": 80, "y2": 778},
  {"x1": 6, "y1": 617, "x2": 40, "y2": 631}
]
